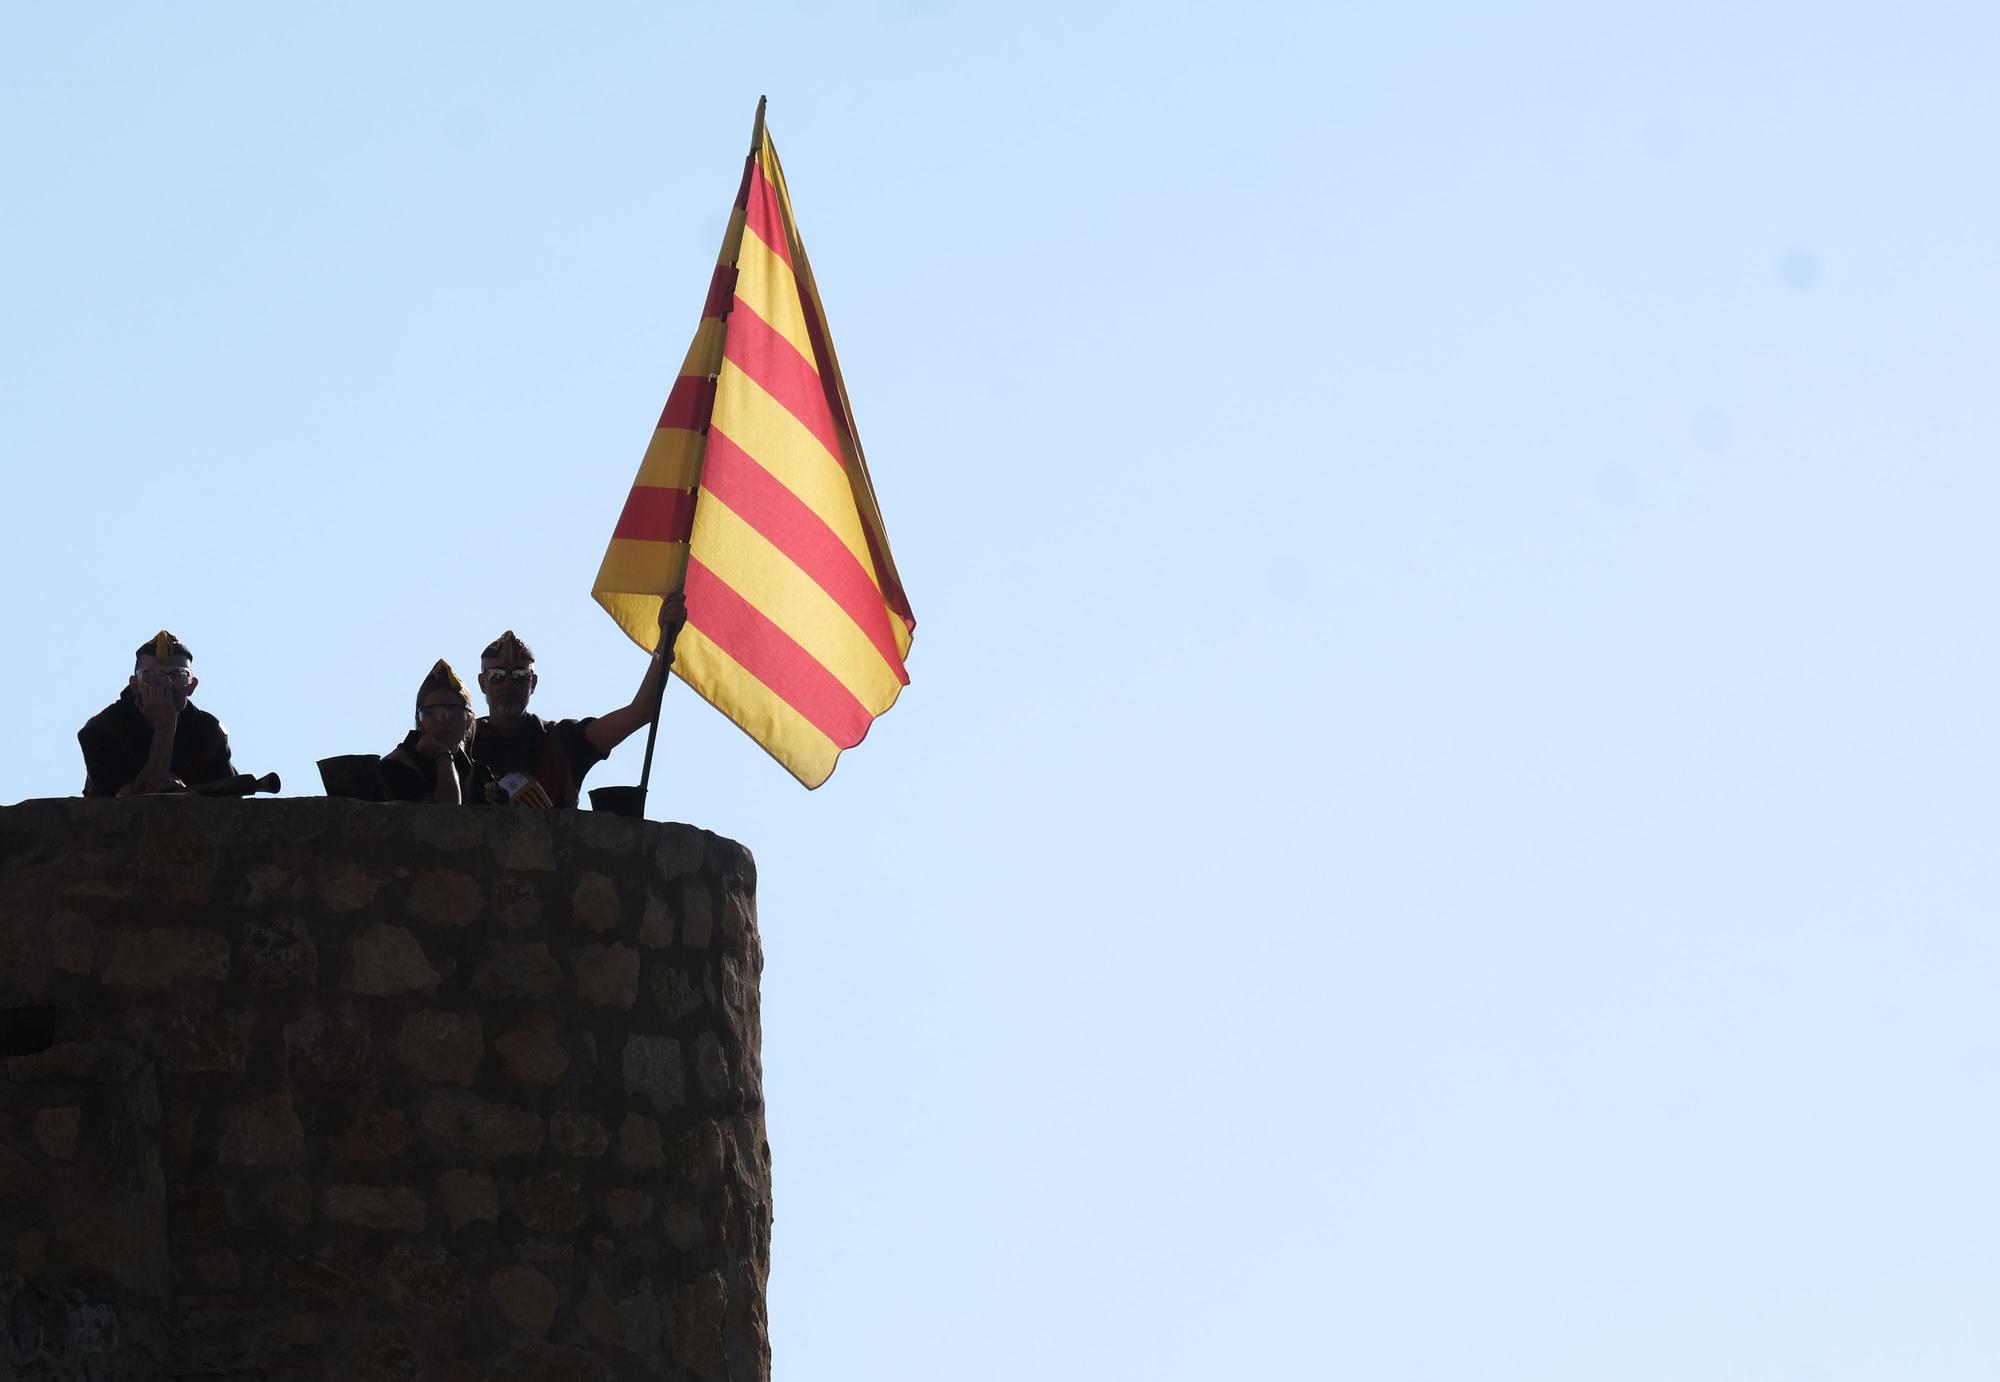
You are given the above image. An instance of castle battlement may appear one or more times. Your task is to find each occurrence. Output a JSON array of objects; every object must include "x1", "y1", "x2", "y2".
[{"x1": 0, "y1": 797, "x2": 769, "y2": 1381}]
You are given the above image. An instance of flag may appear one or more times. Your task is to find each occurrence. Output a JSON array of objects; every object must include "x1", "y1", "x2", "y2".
[{"x1": 591, "y1": 99, "x2": 915, "y2": 788}]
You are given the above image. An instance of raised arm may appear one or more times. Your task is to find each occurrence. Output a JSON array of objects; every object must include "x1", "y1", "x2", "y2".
[{"x1": 585, "y1": 593, "x2": 687, "y2": 756}]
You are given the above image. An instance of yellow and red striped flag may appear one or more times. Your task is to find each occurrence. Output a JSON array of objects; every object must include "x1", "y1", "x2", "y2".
[{"x1": 591, "y1": 100, "x2": 915, "y2": 788}]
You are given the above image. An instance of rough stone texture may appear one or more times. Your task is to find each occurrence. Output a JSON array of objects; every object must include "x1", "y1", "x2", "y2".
[
  {"x1": 323, "y1": 1184, "x2": 428, "y2": 1233},
  {"x1": 550, "y1": 1110, "x2": 609, "y2": 1159},
  {"x1": 437, "y1": 1169, "x2": 499, "y2": 1232},
  {"x1": 574, "y1": 943, "x2": 641, "y2": 1009},
  {"x1": 332, "y1": 1110, "x2": 409, "y2": 1162},
  {"x1": 158, "y1": 1000, "x2": 249, "y2": 1075},
  {"x1": 218, "y1": 1094, "x2": 306, "y2": 1167},
  {"x1": 489, "y1": 1263, "x2": 559, "y2": 1337},
  {"x1": 243, "y1": 914, "x2": 318, "y2": 989},
  {"x1": 33, "y1": 1105, "x2": 81, "y2": 1160},
  {"x1": 418, "y1": 1090, "x2": 544, "y2": 1163},
  {"x1": 394, "y1": 1009, "x2": 484, "y2": 1086},
  {"x1": 348, "y1": 923, "x2": 440, "y2": 997},
  {"x1": 102, "y1": 929, "x2": 231, "y2": 988},
  {"x1": 0, "y1": 796, "x2": 768, "y2": 1380},
  {"x1": 470, "y1": 941, "x2": 562, "y2": 999},
  {"x1": 47, "y1": 911, "x2": 98, "y2": 975},
  {"x1": 406, "y1": 868, "x2": 484, "y2": 928},
  {"x1": 571, "y1": 871, "x2": 623, "y2": 934},
  {"x1": 495, "y1": 1012, "x2": 570, "y2": 1087},
  {"x1": 507, "y1": 1173, "x2": 584, "y2": 1233},
  {"x1": 606, "y1": 1190, "x2": 654, "y2": 1231},
  {"x1": 622, "y1": 1034, "x2": 685, "y2": 1115},
  {"x1": 617, "y1": 1115, "x2": 664, "y2": 1172}
]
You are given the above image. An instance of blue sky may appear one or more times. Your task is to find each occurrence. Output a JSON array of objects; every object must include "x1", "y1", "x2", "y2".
[{"x1": 5, "y1": 3, "x2": 1999, "y2": 1377}]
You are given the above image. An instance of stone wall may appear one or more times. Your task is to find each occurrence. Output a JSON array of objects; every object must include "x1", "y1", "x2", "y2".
[{"x1": 0, "y1": 797, "x2": 769, "y2": 1381}]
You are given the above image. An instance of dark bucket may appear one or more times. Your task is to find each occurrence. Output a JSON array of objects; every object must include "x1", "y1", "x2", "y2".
[
  {"x1": 318, "y1": 754, "x2": 387, "y2": 802},
  {"x1": 588, "y1": 786, "x2": 647, "y2": 818}
]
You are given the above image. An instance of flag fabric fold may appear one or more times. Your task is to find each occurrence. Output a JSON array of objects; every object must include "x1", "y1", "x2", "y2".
[{"x1": 591, "y1": 99, "x2": 915, "y2": 788}]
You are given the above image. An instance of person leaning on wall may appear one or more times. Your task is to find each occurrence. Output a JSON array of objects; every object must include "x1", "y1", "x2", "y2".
[
  {"x1": 378, "y1": 660, "x2": 493, "y2": 804},
  {"x1": 78, "y1": 630, "x2": 237, "y2": 796}
]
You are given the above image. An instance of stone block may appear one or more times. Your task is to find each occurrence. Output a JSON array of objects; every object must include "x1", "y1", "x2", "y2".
[
  {"x1": 46, "y1": 911, "x2": 97, "y2": 975},
  {"x1": 259, "y1": 1176, "x2": 314, "y2": 1229},
  {"x1": 574, "y1": 811, "x2": 637, "y2": 857},
  {"x1": 32, "y1": 1105, "x2": 80, "y2": 1160},
  {"x1": 218, "y1": 1094, "x2": 304, "y2": 1167},
  {"x1": 488, "y1": 1264, "x2": 559, "y2": 1336},
  {"x1": 102, "y1": 929, "x2": 231, "y2": 988},
  {"x1": 676, "y1": 883, "x2": 714, "y2": 949},
  {"x1": 605, "y1": 1189, "x2": 654, "y2": 1231},
  {"x1": 694, "y1": 1030, "x2": 732, "y2": 1101},
  {"x1": 243, "y1": 863, "x2": 300, "y2": 906},
  {"x1": 159, "y1": 1000, "x2": 248, "y2": 1074},
  {"x1": 508, "y1": 1172, "x2": 584, "y2": 1233},
  {"x1": 272, "y1": 1250, "x2": 361, "y2": 1301},
  {"x1": 284, "y1": 1007, "x2": 373, "y2": 1085},
  {"x1": 318, "y1": 862, "x2": 381, "y2": 912},
  {"x1": 572, "y1": 943, "x2": 639, "y2": 1009},
  {"x1": 349, "y1": 924, "x2": 440, "y2": 997},
  {"x1": 493, "y1": 876, "x2": 543, "y2": 931},
  {"x1": 494, "y1": 1014, "x2": 569, "y2": 1087},
  {"x1": 579, "y1": 1290, "x2": 623, "y2": 1348},
  {"x1": 617, "y1": 1114, "x2": 663, "y2": 1172},
  {"x1": 412, "y1": 807, "x2": 482, "y2": 851},
  {"x1": 244, "y1": 914, "x2": 318, "y2": 989},
  {"x1": 649, "y1": 967, "x2": 703, "y2": 1021},
  {"x1": 378, "y1": 1243, "x2": 469, "y2": 1321},
  {"x1": 323, "y1": 1184, "x2": 427, "y2": 1233},
  {"x1": 394, "y1": 1010, "x2": 484, "y2": 1086},
  {"x1": 569, "y1": 872, "x2": 622, "y2": 934},
  {"x1": 437, "y1": 1169, "x2": 499, "y2": 1232},
  {"x1": 679, "y1": 1121, "x2": 726, "y2": 1187},
  {"x1": 652, "y1": 828, "x2": 704, "y2": 881},
  {"x1": 616, "y1": 1288, "x2": 663, "y2": 1357},
  {"x1": 719, "y1": 887, "x2": 756, "y2": 948},
  {"x1": 621, "y1": 1034, "x2": 684, "y2": 1114},
  {"x1": 333, "y1": 1111, "x2": 409, "y2": 1161},
  {"x1": 492, "y1": 816, "x2": 557, "y2": 872},
  {"x1": 662, "y1": 1201, "x2": 703, "y2": 1252},
  {"x1": 665, "y1": 1271, "x2": 728, "y2": 1378},
  {"x1": 549, "y1": 1110, "x2": 608, "y2": 1159},
  {"x1": 418, "y1": 1090, "x2": 543, "y2": 1162},
  {"x1": 6, "y1": 1041, "x2": 112, "y2": 1083},
  {"x1": 639, "y1": 893, "x2": 673, "y2": 948},
  {"x1": 407, "y1": 868, "x2": 483, "y2": 928},
  {"x1": 470, "y1": 941, "x2": 560, "y2": 998}
]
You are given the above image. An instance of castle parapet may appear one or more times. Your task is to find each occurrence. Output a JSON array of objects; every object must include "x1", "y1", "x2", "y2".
[{"x1": 0, "y1": 796, "x2": 769, "y2": 1381}]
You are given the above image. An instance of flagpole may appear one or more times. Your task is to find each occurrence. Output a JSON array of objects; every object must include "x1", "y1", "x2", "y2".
[
  {"x1": 633, "y1": 640, "x2": 674, "y2": 803},
  {"x1": 631, "y1": 96, "x2": 765, "y2": 808}
]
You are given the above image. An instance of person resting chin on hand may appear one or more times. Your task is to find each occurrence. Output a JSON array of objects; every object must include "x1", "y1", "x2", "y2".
[{"x1": 380, "y1": 660, "x2": 492, "y2": 805}]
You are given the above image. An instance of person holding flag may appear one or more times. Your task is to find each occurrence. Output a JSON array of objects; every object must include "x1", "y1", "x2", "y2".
[{"x1": 472, "y1": 593, "x2": 686, "y2": 808}]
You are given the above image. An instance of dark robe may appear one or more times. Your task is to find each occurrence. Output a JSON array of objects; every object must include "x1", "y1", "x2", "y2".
[
  {"x1": 78, "y1": 688, "x2": 234, "y2": 797},
  {"x1": 470, "y1": 714, "x2": 605, "y2": 808},
  {"x1": 379, "y1": 731, "x2": 493, "y2": 804}
]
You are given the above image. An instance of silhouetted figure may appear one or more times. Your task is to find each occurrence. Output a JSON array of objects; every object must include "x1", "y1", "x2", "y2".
[
  {"x1": 79, "y1": 631, "x2": 236, "y2": 797},
  {"x1": 472, "y1": 593, "x2": 686, "y2": 808},
  {"x1": 380, "y1": 660, "x2": 493, "y2": 805}
]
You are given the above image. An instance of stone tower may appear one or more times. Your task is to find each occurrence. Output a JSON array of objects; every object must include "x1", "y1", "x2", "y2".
[{"x1": 0, "y1": 796, "x2": 770, "y2": 1381}]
